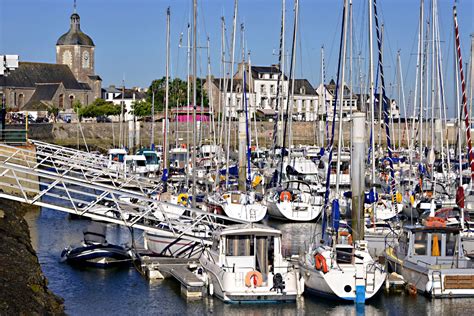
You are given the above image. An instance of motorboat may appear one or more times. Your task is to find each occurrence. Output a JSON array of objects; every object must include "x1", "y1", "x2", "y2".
[
  {"x1": 200, "y1": 224, "x2": 304, "y2": 303},
  {"x1": 385, "y1": 218, "x2": 474, "y2": 298},
  {"x1": 60, "y1": 223, "x2": 132, "y2": 268}
]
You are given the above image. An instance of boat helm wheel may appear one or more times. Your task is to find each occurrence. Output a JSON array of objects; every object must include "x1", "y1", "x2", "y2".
[
  {"x1": 280, "y1": 191, "x2": 292, "y2": 202},
  {"x1": 245, "y1": 271, "x2": 263, "y2": 288},
  {"x1": 314, "y1": 253, "x2": 328, "y2": 273}
]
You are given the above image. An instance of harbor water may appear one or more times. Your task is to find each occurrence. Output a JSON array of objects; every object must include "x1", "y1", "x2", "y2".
[{"x1": 25, "y1": 207, "x2": 474, "y2": 316}]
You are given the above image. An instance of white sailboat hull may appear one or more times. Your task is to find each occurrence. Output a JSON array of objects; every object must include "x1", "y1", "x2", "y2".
[{"x1": 267, "y1": 201, "x2": 322, "y2": 222}]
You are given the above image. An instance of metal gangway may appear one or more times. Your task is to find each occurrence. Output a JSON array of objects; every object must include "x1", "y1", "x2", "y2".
[{"x1": 0, "y1": 140, "x2": 246, "y2": 257}]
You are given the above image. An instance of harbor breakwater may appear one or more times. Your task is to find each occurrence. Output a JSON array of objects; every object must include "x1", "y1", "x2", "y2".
[
  {"x1": 0, "y1": 199, "x2": 65, "y2": 314},
  {"x1": 23, "y1": 121, "x2": 459, "y2": 151}
]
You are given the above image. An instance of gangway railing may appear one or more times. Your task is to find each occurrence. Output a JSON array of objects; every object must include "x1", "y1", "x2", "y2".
[{"x1": 0, "y1": 141, "x2": 246, "y2": 253}]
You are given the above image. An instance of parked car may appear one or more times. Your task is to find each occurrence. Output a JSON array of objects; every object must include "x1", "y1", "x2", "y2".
[
  {"x1": 35, "y1": 117, "x2": 49, "y2": 123},
  {"x1": 96, "y1": 115, "x2": 112, "y2": 123}
]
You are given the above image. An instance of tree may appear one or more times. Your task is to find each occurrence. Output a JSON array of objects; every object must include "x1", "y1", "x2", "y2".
[
  {"x1": 147, "y1": 77, "x2": 208, "y2": 111},
  {"x1": 131, "y1": 99, "x2": 152, "y2": 118},
  {"x1": 72, "y1": 100, "x2": 83, "y2": 121},
  {"x1": 48, "y1": 106, "x2": 59, "y2": 122},
  {"x1": 79, "y1": 98, "x2": 121, "y2": 118}
]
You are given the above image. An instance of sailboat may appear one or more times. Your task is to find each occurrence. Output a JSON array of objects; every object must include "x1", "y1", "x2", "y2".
[
  {"x1": 300, "y1": 0, "x2": 386, "y2": 303},
  {"x1": 206, "y1": 21, "x2": 266, "y2": 223}
]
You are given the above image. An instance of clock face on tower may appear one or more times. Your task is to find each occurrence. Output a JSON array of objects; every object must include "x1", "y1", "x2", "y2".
[
  {"x1": 62, "y1": 50, "x2": 72, "y2": 68},
  {"x1": 82, "y1": 51, "x2": 90, "y2": 69}
]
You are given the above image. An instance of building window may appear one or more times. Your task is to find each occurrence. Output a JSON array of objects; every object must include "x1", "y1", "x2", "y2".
[
  {"x1": 18, "y1": 94, "x2": 24, "y2": 108},
  {"x1": 69, "y1": 95, "x2": 75, "y2": 108},
  {"x1": 270, "y1": 85, "x2": 275, "y2": 94},
  {"x1": 59, "y1": 94, "x2": 64, "y2": 109},
  {"x1": 260, "y1": 85, "x2": 266, "y2": 94}
]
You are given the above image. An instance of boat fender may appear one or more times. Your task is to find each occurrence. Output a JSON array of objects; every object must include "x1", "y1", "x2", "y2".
[
  {"x1": 407, "y1": 283, "x2": 417, "y2": 296},
  {"x1": 245, "y1": 271, "x2": 263, "y2": 288},
  {"x1": 314, "y1": 253, "x2": 328, "y2": 273},
  {"x1": 280, "y1": 191, "x2": 291, "y2": 202},
  {"x1": 209, "y1": 283, "x2": 214, "y2": 296}
]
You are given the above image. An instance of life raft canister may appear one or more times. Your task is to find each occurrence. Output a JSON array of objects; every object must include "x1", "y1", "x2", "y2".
[
  {"x1": 339, "y1": 231, "x2": 353, "y2": 245},
  {"x1": 177, "y1": 193, "x2": 189, "y2": 206},
  {"x1": 425, "y1": 217, "x2": 446, "y2": 228},
  {"x1": 245, "y1": 270, "x2": 263, "y2": 287},
  {"x1": 314, "y1": 253, "x2": 328, "y2": 273},
  {"x1": 280, "y1": 191, "x2": 291, "y2": 202}
]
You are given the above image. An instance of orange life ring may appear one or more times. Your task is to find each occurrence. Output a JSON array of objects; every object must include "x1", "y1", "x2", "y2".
[
  {"x1": 245, "y1": 271, "x2": 263, "y2": 288},
  {"x1": 181, "y1": 143, "x2": 187, "y2": 149},
  {"x1": 280, "y1": 191, "x2": 292, "y2": 202},
  {"x1": 314, "y1": 253, "x2": 328, "y2": 273}
]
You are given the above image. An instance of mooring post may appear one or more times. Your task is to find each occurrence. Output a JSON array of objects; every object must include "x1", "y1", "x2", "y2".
[{"x1": 351, "y1": 112, "x2": 366, "y2": 241}]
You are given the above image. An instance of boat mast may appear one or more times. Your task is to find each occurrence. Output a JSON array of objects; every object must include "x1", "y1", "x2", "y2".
[
  {"x1": 454, "y1": 5, "x2": 474, "y2": 186},
  {"x1": 368, "y1": 0, "x2": 376, "y2": 184},
  {"x1": 279, "y1": 0, "x2": 299, "y2": 186},
  {"x1": 335, "y1": 0, "x2": 349, "y2": 195},
  {"x1": 374, "y1": 0, "x2": 397, "y2": 210},
  {"x1": 185, "y1": 22, "x2": 191, "y2": 188},
  {"x1": 225, "y1": 0, "x2": 239, "y2": 188},
  {"x1": 271, "y1": 0, "x2": 286, "y2": 157},
  {"x1": 150, "y1": 90, "x2": 155, "y2": 149},
  {"x1": 163, "y1": 7, "x2": 170, "y2": 186},
  {"x1": 192, "y1": 0, "x2": 198, "y2": 206}
]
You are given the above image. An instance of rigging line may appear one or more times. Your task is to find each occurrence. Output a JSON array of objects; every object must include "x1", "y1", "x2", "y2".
[{"x1": 320, "y1": 1, "x2": 346, "y2": 243}]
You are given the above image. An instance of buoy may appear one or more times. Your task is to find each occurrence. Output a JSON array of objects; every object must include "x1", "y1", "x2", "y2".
[
  {"x1": 245, "y1": 271, "x2": 263, "y2": 288},
  {"x1": 280, "y1": 191, "x2": 291, "y2": 202}
]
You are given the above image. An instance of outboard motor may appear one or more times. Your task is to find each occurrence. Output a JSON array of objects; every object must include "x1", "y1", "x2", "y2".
[{"x1": 271, "y1": 273, "x2": 285, "y2": 293}]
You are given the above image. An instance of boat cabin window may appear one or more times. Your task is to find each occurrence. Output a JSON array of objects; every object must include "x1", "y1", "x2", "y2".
[
  {"x1": 111, "y1": 153, "x2": 125, "y2": 162},
  {"x1": 172, "y1": 153, "x2": 187, "y2": 162},
  {"x1": 336, "y1": 246, "x2": 353, "y2": 264},
  {"x1": 445, "y1": 233, "x2": 456, "y2": 256},
  {"x1": 226, "y1": 235, "x2": 254, "y2": 256},
  {"x1": 414, "y1": 232, "x2": 428, "y2": 255},
  {"x1": 136, "y1": 160, "x2": 146, "y2": 167},
  {"x1": 144, "y1": 154, "x2": 159, "y2": 164}
]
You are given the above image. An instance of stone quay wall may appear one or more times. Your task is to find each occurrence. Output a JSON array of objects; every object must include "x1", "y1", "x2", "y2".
[{"x1": 24, "y1": 121, "x2": 459, "y2": 152}]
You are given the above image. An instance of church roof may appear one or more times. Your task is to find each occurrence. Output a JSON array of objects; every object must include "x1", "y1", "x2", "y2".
[
  {"x1": 57, "y1": 12, "x2": 94, "y2": 46},
  {"x1": 23, "y1": 84, "x2": 60, "y2": 111},
  {"x1": 0, "y1": 62, "x2": 88, "y2": 90}
]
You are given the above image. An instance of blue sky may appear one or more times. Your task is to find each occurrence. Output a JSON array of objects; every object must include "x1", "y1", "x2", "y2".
[{"x1": 1, "y1": 0, "x2": 473, "y2": 114}]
